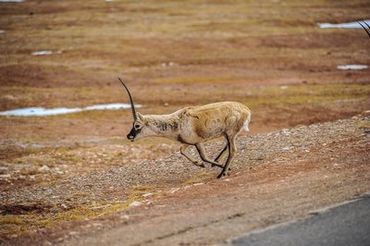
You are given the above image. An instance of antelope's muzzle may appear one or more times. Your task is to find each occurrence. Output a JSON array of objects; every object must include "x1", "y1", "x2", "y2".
[
  {"x1": 127, "y1": 133, "x2": 135, "y2": 142},
  {"x1": 127, "y1": 127, "x2": 141, "y2": 142}
]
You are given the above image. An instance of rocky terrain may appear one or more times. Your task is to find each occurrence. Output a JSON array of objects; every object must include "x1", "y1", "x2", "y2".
[{"x1": 1, "y1": 113, "x2": 369, "y2": 245}]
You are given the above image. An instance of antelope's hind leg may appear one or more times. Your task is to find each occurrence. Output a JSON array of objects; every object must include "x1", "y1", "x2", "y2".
[
  {"x1": 217, "y1": 135, "x2": 236, "y2": 179},
  {"x1": 180, "y1": 144, "x2": 205, "y2": 168},
  {"x1": 195, "y1": 143, "x2": 223, "y2": 168}
]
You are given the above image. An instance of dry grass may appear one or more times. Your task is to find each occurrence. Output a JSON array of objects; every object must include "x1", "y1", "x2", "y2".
[{"x1": 0, "y1": 184, "x2": 156, "y2": 237}]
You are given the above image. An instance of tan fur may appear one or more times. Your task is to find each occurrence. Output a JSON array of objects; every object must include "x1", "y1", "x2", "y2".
[{"x1": 130, "y1": 101, "x2": 251, "y2": 178}]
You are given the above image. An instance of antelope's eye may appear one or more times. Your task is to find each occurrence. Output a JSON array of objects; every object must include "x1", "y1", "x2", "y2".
[{"x1": 134, "y1": 124, "x2": 141, "y2": 129}]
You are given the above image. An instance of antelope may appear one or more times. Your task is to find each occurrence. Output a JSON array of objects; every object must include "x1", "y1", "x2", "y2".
[{"x1": 119, "y1": 78, "x2": 251, "y2": 178}]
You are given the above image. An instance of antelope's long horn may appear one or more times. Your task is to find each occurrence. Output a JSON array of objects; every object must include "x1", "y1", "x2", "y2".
[
  {"x1": 118, "y1": 77, "x2": 137, "y2": 121},
  {"x1": 358, "y1": 21, "x2": 370, "y2": 38},
  {"x1": 364, "y1": 21, "x2": 370, "y2": 29}
]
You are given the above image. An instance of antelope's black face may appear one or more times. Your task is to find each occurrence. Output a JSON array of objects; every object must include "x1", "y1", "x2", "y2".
[
  {"x1": 127, "y1": 121, "x2": 143, "y2": 141},
  {"x1": 127, "y1": 113, "x2": 147, "y2": 142}
]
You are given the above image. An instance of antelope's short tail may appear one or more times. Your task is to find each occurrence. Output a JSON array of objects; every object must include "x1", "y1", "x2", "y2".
[{"x1": 243, "y1": 111, "x2": 252, "y2": 132}]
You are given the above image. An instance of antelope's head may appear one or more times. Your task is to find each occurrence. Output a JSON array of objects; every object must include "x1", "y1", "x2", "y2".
[{"x1": 118, "y1": 77, "x2": 150, "y2": 142}]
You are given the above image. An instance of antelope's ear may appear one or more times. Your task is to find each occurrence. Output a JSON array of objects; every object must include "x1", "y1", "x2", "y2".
[{"x1": 136, "y1": 112, "x2": 144, "y2": 121}]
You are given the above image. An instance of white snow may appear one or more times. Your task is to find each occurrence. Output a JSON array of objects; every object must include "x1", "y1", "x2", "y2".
[
  {"x1": 337, "y1": 64, "x2": 368, "y2": 70},
  {"x1": 32, "y1": 50, "x2": 53, "y2": 56},
  {"x1": 0, "y1": 103, "x2": 142, "y2": 117},
  {"x1": 0, "y1": 0, "x2": 24, "y2": 2},
  {"x1": 318, "y1": 20, "x2": 370, "y2": 29}
]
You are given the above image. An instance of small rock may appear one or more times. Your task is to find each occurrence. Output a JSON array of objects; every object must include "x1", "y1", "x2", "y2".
[
  {"x1": 0, "y1": 166, "x2": 9, "y2": 174},
  {"x1": 0, "y1": 174, "x2": 11, "y2": 179},
  {"x1": 92, "y1": 222, "x2": 102, "y2": 227},
  {"x1": 1, "y1": 94, "x2": 16, "y2": 101},
  {"x1": 142, "y1": 192, "x2": 153, "y2": 197},
  {"x1": 120, "y1": 214, "x2": 130, "y2": 220},
  {"x1": 184, "y1": 185, "x2": 192, "y2": 190},
  {"x1": 362, "y1": 110, "x2": 370, "y2": 117},
  {"x1": 38, "y1": 165, "x2": 50, "y2": 172},
  {"x1": 129, "y1": 201, "x2": 142, "y2": 207},
  {"x1": 170, "y1": 188, "x2": 180, "y2": 194}
]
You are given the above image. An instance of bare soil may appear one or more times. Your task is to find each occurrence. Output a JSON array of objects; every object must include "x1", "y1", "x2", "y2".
[
  {"x1": 2, "y1": 114, "x2": 369, "y2": 245},
  {"x1": 0, "y1": 0, "x2": 370, "y2": 245}
]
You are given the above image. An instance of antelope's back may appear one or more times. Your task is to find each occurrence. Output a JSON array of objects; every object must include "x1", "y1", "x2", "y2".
[{"x1": 186, "y1": 101, "x2": 251, "y2": 139}]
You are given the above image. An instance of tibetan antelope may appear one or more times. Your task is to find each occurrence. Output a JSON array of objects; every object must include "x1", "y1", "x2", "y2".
[{"x1": 119, "y1": 78, "x2": 251, "y2": 178}]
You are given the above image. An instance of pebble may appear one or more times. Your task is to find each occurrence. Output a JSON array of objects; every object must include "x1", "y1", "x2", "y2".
[
  {"x1": 0, "y1": 174, "x2": 11, "y2": 179},
  {"x1": 68, "y1": 231, "x2": 79, "y2": 236},
  {"x1": 38, "y1": 165, "x2": 50, "y2": 172},
  {"x1": 129, "y1": 201, "x2": 142, "y2": 207},
  {"x1": 142, "y1": 192, "x2": 153, "y2": 197},
  {"x1": 170, "y1": 188, "x2": 180, "y2": 194}
]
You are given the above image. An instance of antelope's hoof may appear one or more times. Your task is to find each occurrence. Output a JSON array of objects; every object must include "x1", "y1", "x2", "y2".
[{"x1": 217, "y1": 172, "x2": 226, "y2": 179}]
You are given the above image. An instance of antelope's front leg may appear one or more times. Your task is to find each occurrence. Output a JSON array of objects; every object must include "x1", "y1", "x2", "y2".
[
  {"x1": 214, "y1": 144, "x2": 228, "y2": 163},
  {"x1": 180, "y1": 144, "x2": 205, "y2": 168},
  {"x1": 195, "y1": 143, "x2": 223, "y2": 168}
]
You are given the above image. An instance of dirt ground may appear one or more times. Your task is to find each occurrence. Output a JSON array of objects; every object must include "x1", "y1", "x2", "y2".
[
  {"x1": 0, "y1": 0, "x2": 369, "y2": 245},
  {"x1": 3, "y1": 114, "x2": 370, "y2": 245}
]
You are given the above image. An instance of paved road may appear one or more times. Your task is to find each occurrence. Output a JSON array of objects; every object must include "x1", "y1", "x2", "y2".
[{"x1": 231, "y1": 195, "x2": 370, "y2": 246}]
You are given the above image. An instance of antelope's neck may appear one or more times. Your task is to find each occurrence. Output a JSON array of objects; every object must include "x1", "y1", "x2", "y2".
[{"x1": 147, "y1": 114, "x2": 180, "y2": 138}]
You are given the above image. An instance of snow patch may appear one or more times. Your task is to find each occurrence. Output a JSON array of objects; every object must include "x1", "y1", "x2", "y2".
[
  {"x1": 32, "y1": 50, "x2": 53, "y2": 56},
  {"x1": 318, "y1": 20, "x2": 370, "y2": 29},
  {"x1": 0, "y1": 0, "x2": 24, "y2": 2},
  {"x1": 0, "y1": 103, "x2": 142, "y2": 117},
  {"x1": 337, "y1": 64, "x2": 368, "y2": 70}
]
